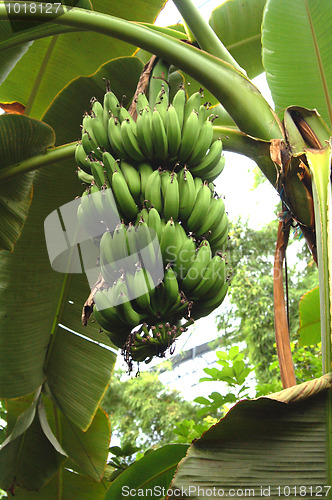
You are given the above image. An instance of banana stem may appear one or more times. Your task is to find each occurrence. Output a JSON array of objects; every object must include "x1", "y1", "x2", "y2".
[
  {"x1": 171, "y1": 0, "x2": 245, "y2": 74},
  {"x1": 212, "y1": 126, "x2": 277, "y2": 185},
  {"x1": 0, "y1": 142, "x2": 76, "y2": 181},
  {"x1": 0, "y1": 3, "x2": 283, "y2": 141}
]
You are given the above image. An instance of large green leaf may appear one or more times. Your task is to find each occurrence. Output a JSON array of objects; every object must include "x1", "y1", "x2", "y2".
[
  {"x1": 44, "y1": 329, "x2": 114, "y2": 431},
  {"x1": 0, "y1": 23, "x2": 32, "y2": 84},
  {"x1": 2, "y1": 392, "x2": 111, "y2": 493},
  {"x1": 0, "y1": 130, "x2": 116, "y2": 422},
  {"x1": 43, "y1": 56, "x2": 143, "y2": 146},
  {"x1": 262, "y1": 0, "x2": 332, "y2": 127},
  {"x1": 171, "y1": 376, "x2": 332, "y2": 499},
  {"x1": 299, "y1": 286, "x2": 321, "y2": 346},
  {"x1": 105, "y1": 444, "x2": 189, "y2": 499},
  {"x1": 0, "y1": 114, "x2": 54, "y2": 250},
  {"x1": 0, "y1": 58, "x2": 148, "y2": 431},
  {"x1": 13, "y1": 469, "x2": 107, "y2": 499},
  {"x1": 305, "y1": 145, "x2": 332, "y2": 373},
  {"x1": 42, "y1": 395, "x2": 111, "y2": 481},
  {"x1": 0, "y1": 0, "x2": 165, "y2": 118},
  {"x1": 0, "y1": 393, "x2": 67, "y2": 492},
  {"x1": 209, "y1": 0, "x2": 266, "y2": 79}
]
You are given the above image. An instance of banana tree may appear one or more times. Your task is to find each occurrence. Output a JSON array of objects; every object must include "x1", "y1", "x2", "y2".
[{"x1": 0, "y1": 0, "x2": 331, "y2": 497}]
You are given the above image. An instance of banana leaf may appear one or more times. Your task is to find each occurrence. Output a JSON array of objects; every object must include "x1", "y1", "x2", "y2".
[
  {"x1": 0, "y1": 0, "x2": 165, "y2": 118},
  {"x1": 299, "y1": 286, "x2": 321, "y2": 346},
  {"x1": 262, "y1": 0, "x2": 332, "y2": 128},
  {"x1": 0, "y1": 114, "x2": 54, "y2": 250},
  {"x1": 170, "y1": 375, "x2": 332, "y2": 499},
  {"x1": 209, "y1": 0, "x2": 266, "y2": 79}
]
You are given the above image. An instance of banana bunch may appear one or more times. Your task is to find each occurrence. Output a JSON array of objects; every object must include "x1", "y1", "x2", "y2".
[
  {"x1": 93, "y1": 265, "x2": 191, "y2": 358},
  {"x1": 75, "y1": 74, "x2": 231, "y2": 366},
  {"x1": 129, "y1": 320, "x2": 193, "y2": 363},
  {"x1": 98, "y1": 215, "x2": 228, "y2": 317},
  {"x1": 75, "y1": 84, "x2": 225, "y2": 183},
  {"x1": 77, "y1": 160, "x2": 228, "y2": 253}
]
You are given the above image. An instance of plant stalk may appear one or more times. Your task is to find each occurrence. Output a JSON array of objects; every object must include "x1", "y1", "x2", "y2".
[
  {"x1": 171, "y1": 0, "x2": 245, "y2": 74},
  {"x1": 0, "y1": 3, "x2": 283, "y2": 141},
  {"x1": 305, "y1": 145, "x2": 332, "y2": 374},
  {"x1": 0, "y1": 142, "x2": 76, "y2": 182},
  {"x1": 212, "y1": 126, "x2": 277, "y2": 185}
]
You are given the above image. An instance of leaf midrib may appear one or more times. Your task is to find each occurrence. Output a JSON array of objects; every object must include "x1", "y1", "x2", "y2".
[
  {"x1": 25, "y1": 36, "x2": 59, "y2": 117},
  {"x1": 227, "y1": 33, "x2": 261, "y2": 51},
  {"x1": 305, "y1": 0, "x2": 332, "y2": 126}
]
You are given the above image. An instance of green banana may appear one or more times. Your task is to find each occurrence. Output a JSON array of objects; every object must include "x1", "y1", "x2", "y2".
[
  {"x1": 172, "y1": 86, "x2": 186, "y2": 130},
  {"x1": 151, "y1": 109, "x2": 168, "y2": 161},
  {"x1": 90, "y1": 113, "x2": 110, "y2": 151},
  {"x1": 112, "y1": 222, "x2": 130, "y2": 265},
  {"x1": 111, "y1": 171, "x2": 139, "y2": 220},
  {"x1": 138, "y1": 161, "x2": 154, "y2": 200},
  {"x1": 81, "y1": 131, "x2": 101, "y2": 160},
  {"x1": 90, "y1": 160, "x2": 106, "y2": 189},
  {"x1": 178, "y1": 167, "x2": 196, "y2": 220},
  {"x1": 119, "y1": 106, "x2": 135, "y2": 125},
  {"x1": 178, "y1": 110, "x2": 200, "y2": 162},
  {"x1": 166, "y1": 104, "x2": 182, "y2": 159},
  {"x1": 120, "y1": 119, "x2": 145, "y2": 162},
  {"x1": 77, "y1": 204, "x2": 98, "y2": 237},
  {"x1": 136, "y1": 109, "x2": 154, "y2": 159},
  {"x1": 186, "y1": 182, "x2": 212, "y2": 232},
  {"x1": 190, "y1": 139, "x2": 223, "y2": 176},
  {"x1": 160, "y1": 170, "x2": 171, "y2": 199},
  {"x1": 197, "y1": 103, "x2": 210, "y2": 126},
  {"x1": 183, "y1": 91, "x2": 202, "y2": 124},
  {"x1": 103, "y1": 89, "x2": 120, "y2": 126},
  {"x1": 194, "y1": 176, "x2": 203, "y2": 194},
  {"x1": 145, "y1": 169, "x2": 163, "y2": 213},
  {"x1": 187, "y1": 119, "x2": 213, "y2": 166},
  {"x1": 175, "y1": 221, "x2": 187, "y2": 248},
  {"x1": 163, "y1": 265, "x2": 180, "y2": 311},
  {"x1": 94, "y1": 289, "x2": 128, "y2": 330},
  {"x1": 77, "y1": 168, "x2": 94, "y2": 185},
  {"x1": 203, "y1": 156, "x2": 225, "y2": 183},
  {"x1": 136, "y1": 207, "x2": 149, "y2": 225},
  {"x1": 193, "y1": 281, "x2": 228, "y2": 319},
  {"x1": 195, "y1": 196, "x2": 225, "y2": 237},
  {"x1": 118, "y1": 292, "x2": 147, "y2": 327},
  {"x1": 91, "y1": 98, "x2": 104, "y2": 120},
  {"x1": 191, "y1": 254, "x2": 226, "y2": 298},
  {"x1": 208, "y1": 211, "x2": 229, "y2": 246},
  {"x1": 210, "y1": 229, "x2": 229, "y2": 254},
  {"x1": 75, "y1": 142, "x2": 93, "y2": 174},
  {"x1": 155, "y1": 85, "x2": 169, "y2": 126},
  {"x1": 82, "y1": 114, "x2": 103, "y2": 159},
  {"x1": 133, "y1": 267, "x2": 155, "y2": 316},
  {"x1": 126, "y1": 222, "x2": 138, "y2": 255},
  {"x1": 107, "y1": 116, "x2": 128, "y2": 160},
  {"x1": 120, "y1": 161, "x2": 141, "y2": 200},
  {"x1": 181, "y1": 240, "x2": 212, "y2": 292},
  {"x1": 173, "y1": 236, "x2": 196, "y2": 282},
  {"x1": 102, "y1": 151, "x2": 118, "y2": 185},
  {"x1": 148, "y1": 207, "x2": 162, "y2": 241},
  {"x1": 160, "y1": 218, "x2": 178, "y2": 265},
  {"x1": 135, "y1": 220, "x2": 157, "y2": 270},
  {"x1": 107, "y1": 331, "x2": 128, "y2": 349},
  {"x1": 136, "y1": 92, "x2": 151, "y2": 114},
  {"x1": 102, "y1": 186, "x2": 120, "y2": 230},
  {"x1": 148, "y1": 58, "x2": 170, "y2": 108},
  {"x1": 163, "y1": 172, "x2": 179, "y2": 221}
]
